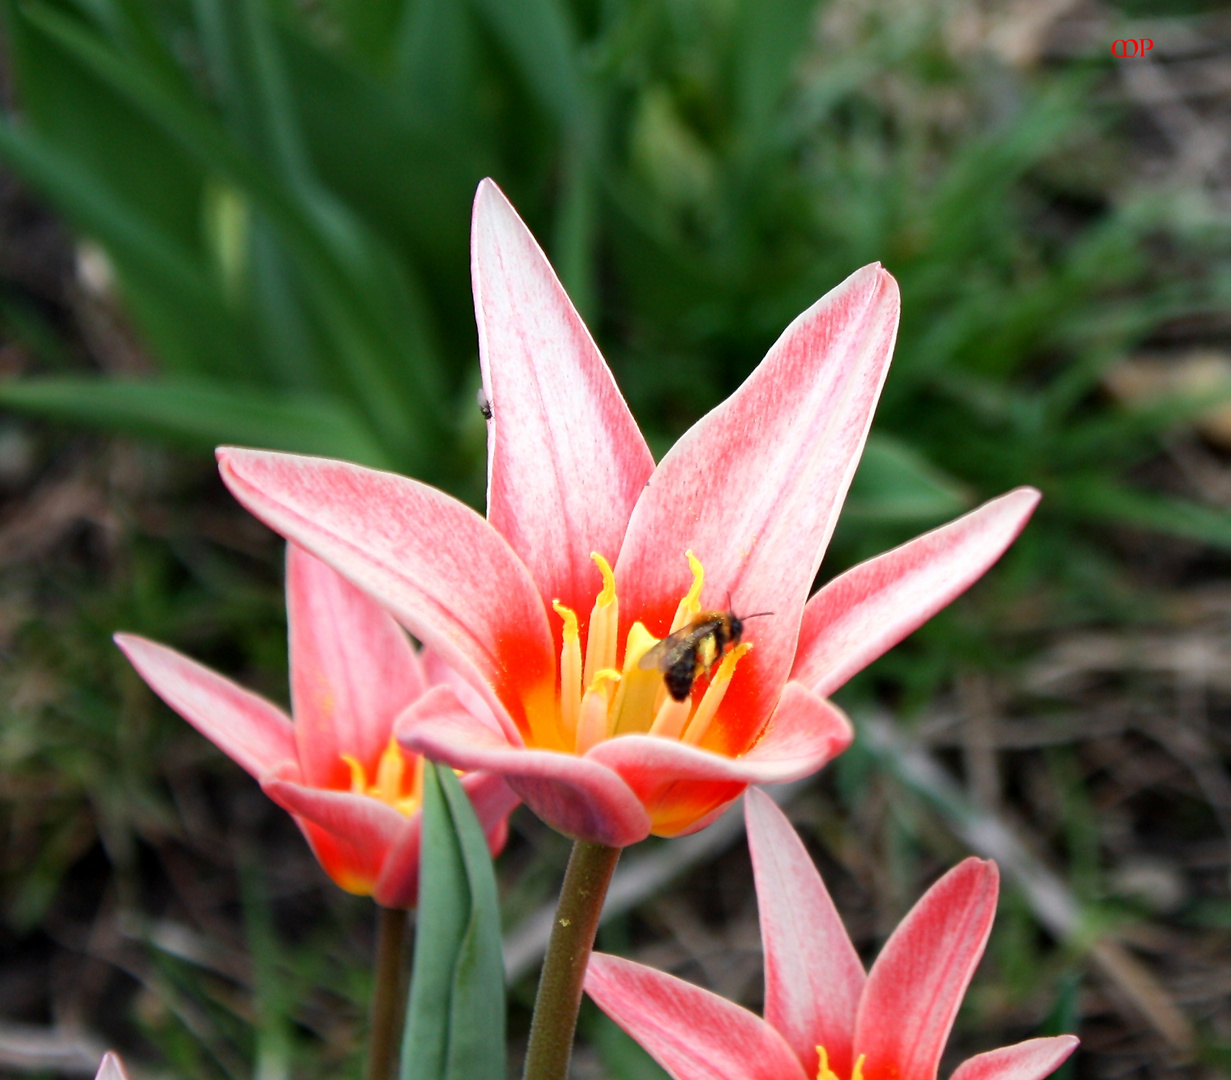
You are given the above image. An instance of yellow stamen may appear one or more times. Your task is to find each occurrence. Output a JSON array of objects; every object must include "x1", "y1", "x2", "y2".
[
  {"x1": 649, "y1": 694, "x2": 692, "y2": 740},
  {"x1": 682, "y1": 642, "x2": 751, "y2": 746},
  {"x1": 553, "y1": 600, "x2": 583, "y2": 744},
  {"x1": 339, "y1": 736, "x2": 422, "y2": 816},
  {"x1": 374, "y1": 737, "x2": 405, "y2": 803},
  {"x1": 817, "y1": 1046, "x2": 837, "y2": 1080},
  {"x1": 584, "y1": 553, "x2": 619, "y2": 686},
  {"x1": 669, "y1": 549, "x2": 705, "y2": 632},
  {"x1": 814, "y1": 1046, "x2": 864, "y2": 1080},
  {"x1": 593, "y1": 551, "x2": 616, "y2": 606},
  {"x1": 609, "y1": 622, "x2": 663, "y2": 735},
  {"x1": 549, "y1": 549, "x2": 756, "y2": 757},
  {"x1": 575, "y1": 669, "x2": 620, "y2": 754},
  {"x1": 342, "y1": 753, "x2": 366, "y2": 794}
]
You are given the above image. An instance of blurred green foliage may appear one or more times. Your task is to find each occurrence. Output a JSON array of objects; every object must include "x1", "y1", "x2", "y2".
[{"x1": 0, "y1": 0, "x2": 1227, "y2": 563}]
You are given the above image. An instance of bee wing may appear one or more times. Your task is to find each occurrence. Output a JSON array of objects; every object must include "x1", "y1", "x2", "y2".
[
  {"x1": 638, "y1": 633, "x2": 682, "y2": 670},
  {"x1": 637, "y1": 620, "x2": 721, "y2": 671}
]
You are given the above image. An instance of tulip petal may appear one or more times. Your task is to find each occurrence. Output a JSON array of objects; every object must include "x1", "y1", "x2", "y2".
[
  {"x1": 372, "y1": 771, "x2": 520, "y2": 909},
  {"x1": 398, "y1": 686, "x2": 651, "y2": 847},
  {"x1": 287, "y1": 544, "x2": 426, "y2": 789},
  {"x1": 791, "y1": 488, "x2": 1040, "y2": 698},
  {"x1": 473, "y1": 180, "x2": 654, "y2": 621},
  {"x1": 421, "y1": 644, "x2": 502, "y2": 731},
  {"x1": 371, "y1": 817, "x2": 423, "y2": 909},
  {"x1": 616, "y1": 265, "x2": 900, "y2": 747},
  {"x1": 114, "y1": 634, "x2": 295, "y2": 778},
  {"x1": 949, "y1": 1037, "x2": 1080, "y2": 1080},
  {"x1": 854, "y1": 858, "x2": 999, "y2": 1080},
  {"x1": 586, "y1": 682, "x2": 852, "y2": 835},
  {"x1": 588, "y1": 681, "x2": 852, "y2": 786},
  {"x1": 460, "y1": 770, "x2": 523, "y2": 849},
  {"x1": 95, "y1": 1053, "x2": 129, "y2": 1080},
  {"x1": 217, "y1": 448, "x2": 552, "y2": 741},
  {"x1": 261, "y1": 774, "x2": 405, "y2": 895},
  {"x1": 745, "y1": 788, "x2": 865, "y2": 1079},
  {"x1": 586, "y1": 953, "x2": 809, "y2": 1080}
]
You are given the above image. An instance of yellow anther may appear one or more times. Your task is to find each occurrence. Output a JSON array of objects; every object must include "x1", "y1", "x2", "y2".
[
  {"x1": 585, "y1": 554, "x2": 620, "y2": 687},
  {"x1": 553, "y1": 601, "x2": 583, "y2": 746},
  {"x1": 552, "y1": 599, "x2": 579, "y2": 642},
  {"x1": 817, "y1": 1046, "x2": 837, "y2": 1080},
  {"x1": 339, "y1": 738, "x2": 422, "y2": 817},
  {"x1": 682, "y1": 642, "x2": 751, "y2": 746},
  {"x1": 670, "y1": 549, "x2": 706, "y2": 632},
  {"x1": 814, "y1": 1044, "x2": 864, "y2": 1080},
  {"x1": 591, "y1": 552, "x2": 616, "y2": 607},
  {"x1": 342, "y1": 753, "x2": 367, "y2": 794},
  {"x1": 374, "y1": 737, "x2": 405, "y2": 804}
]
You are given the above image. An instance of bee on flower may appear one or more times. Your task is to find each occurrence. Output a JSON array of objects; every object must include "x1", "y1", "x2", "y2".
[{"x1": 215, "y1": 180, "x2": 1039, "y2": 848}]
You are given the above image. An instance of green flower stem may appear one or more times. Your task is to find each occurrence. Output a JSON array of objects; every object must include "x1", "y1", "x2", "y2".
[
  {"x1": 523, "y1": 840, "x2": 622, "y2": 1080},
  {"x1": 366, "y1": 904, "x2": 411, "y2": 1080}
]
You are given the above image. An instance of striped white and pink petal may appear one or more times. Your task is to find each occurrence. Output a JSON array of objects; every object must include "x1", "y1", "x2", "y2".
[{"x1": 585, "y1": 793, "x2": 1077, "y2": 1080}]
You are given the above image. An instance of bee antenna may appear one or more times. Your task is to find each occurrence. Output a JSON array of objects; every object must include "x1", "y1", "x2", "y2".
[{"x1": 742, "y1": 610, "x2": 774, "y2": 620}]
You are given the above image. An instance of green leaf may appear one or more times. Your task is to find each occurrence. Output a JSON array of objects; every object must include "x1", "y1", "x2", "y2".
[
  {"x1": 0, "y1": 121, "x2": 245, "y2": 378},
  {"x1": 18, "y1": 1, "x2": 445, "y2": 468},
  {"x1": 401, "y1": 764, "x2": 505, "y2": 1080},
  {"x1": 1057, "y1": 478, "x2": 1231, "y2": 552},
  {"x1": 0, "y1": 376, "x2": 392, "y2": 466},
  {"x1": 730, "y1": 0, "x2": 817, "y2": 163},
  {"x1": 843, "y1": 433, "x2": 972, "y2": 524},
  {"x1": 469, "y1": 0, "x2": 588, "y2": 136}
]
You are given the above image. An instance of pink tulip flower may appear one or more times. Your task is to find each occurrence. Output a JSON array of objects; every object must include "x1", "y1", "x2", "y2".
[
  {"x1": 115, "y1": 545, "x2": 518, "y2": 908},
  {"x1": 586, "y1": 788, "x2": 1079, "y2": 1080},
  {"x1": 214, "y1": 179, "x2": 1039, "y2": 848}
]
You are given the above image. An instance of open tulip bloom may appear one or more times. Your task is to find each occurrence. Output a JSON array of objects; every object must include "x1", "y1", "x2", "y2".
[
  {"x1": 115, "y1": 544, "x2": 518, "y2": 908},
  {"x1": 214, "y1": 179, "x2": 1040, "y2": 849},
  {"x1": 586, "y1": 789, "x2": 1079, "y2": 1080}
]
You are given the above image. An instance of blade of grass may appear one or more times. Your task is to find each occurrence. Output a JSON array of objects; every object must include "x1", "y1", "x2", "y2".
[{"x1": 0, "y1": 376, "x2": 393, "y2": 466}]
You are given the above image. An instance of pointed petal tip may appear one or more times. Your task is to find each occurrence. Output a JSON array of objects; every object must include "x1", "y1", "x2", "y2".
[
  {"x1": 473, "y1": 177, "x2": 517, "y2": 230},
  {"x1": 944, "y1": 855, "x2": 1001, "y2": 909},
  {"x1": 949, "y1": 1035, "x2": 1079, "y2": 1080},
  {"x1": 1013, "y1": 485, "x2": 1043, "y2": 512},
  {"x1": 957, "y1": 854, "x2": 1001, "y2": 889},
  {"x1": 95, "y1": 1052, "x2": 129, "y2": 1080},
  {"x1": 474, "y1": 175, "x2": 504, "y2": 204}
]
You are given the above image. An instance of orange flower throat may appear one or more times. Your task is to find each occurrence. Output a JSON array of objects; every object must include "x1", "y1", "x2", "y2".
[
  {"x1": 342, "y1": 736, "x2": 424, "y2": 816},
  {"x1": 537, "y1": 551, "x2": 752, "y2": 754}
]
